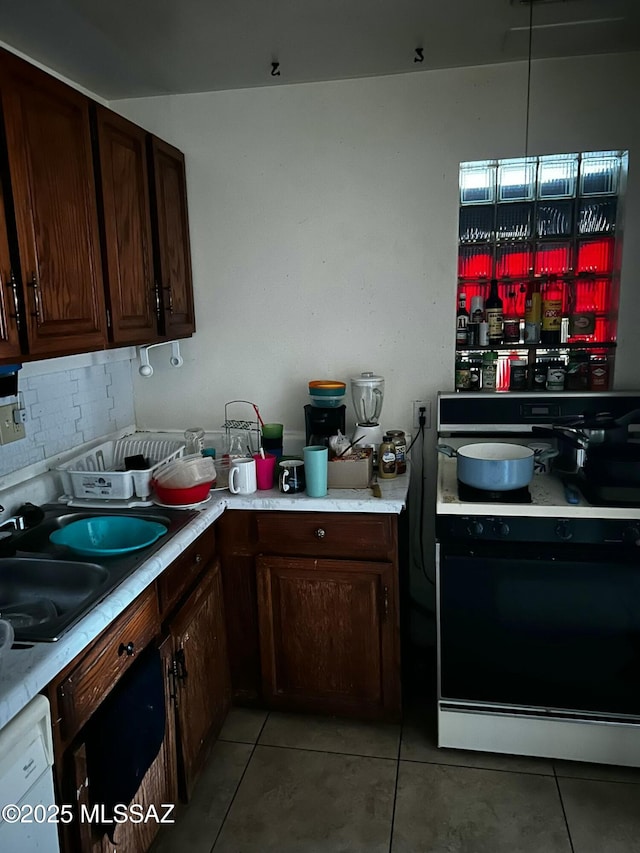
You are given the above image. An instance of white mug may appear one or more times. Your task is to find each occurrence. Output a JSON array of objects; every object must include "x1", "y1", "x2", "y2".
[{"x1": 229, "y1": 457, "x2": 257, "y2": 494}]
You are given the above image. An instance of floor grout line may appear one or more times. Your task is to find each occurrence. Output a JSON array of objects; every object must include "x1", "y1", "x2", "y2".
[
  {"x1": 208, "y1": 711, "x2": 272, "y2": 853},
  {"x1": 554, "y1": 772, "x2": 577, "y2": 853}
]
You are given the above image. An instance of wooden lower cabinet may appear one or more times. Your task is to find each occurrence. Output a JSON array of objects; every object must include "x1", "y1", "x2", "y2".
[
  {"x1": 167, "y1": 559, "x2": 231, "y2": 800},
  {"x1": 65, "y1": 635, "x2": 176, "y2": 853},
  {"x1": 256, "y1": 555, "x2": 398, "y2": 719},
  {"x1": 47, "y1": 526, "x2": 231, "y2": 852},
  {"x1": 219, "y1": 510, "x2": 401, "y2": 721}
]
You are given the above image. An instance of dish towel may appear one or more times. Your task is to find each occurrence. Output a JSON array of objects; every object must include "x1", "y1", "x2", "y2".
[{"x1": 84, "y1": 645, "x2": 166, "y2": 842}]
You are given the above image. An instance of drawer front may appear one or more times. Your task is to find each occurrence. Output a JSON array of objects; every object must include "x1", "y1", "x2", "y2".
[
  {"x1": 58, "y1": 586, "x2": 159, "y2": 739},
  {"x1": 157, "y1": 525, "x2": 216, "y2": 618},
  {"x1": 256, "y1": 512, "x2": 394, "y2": 560}
]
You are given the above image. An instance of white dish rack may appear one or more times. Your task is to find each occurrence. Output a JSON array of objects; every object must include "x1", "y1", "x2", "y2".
[{"x1": 57, "y1": 437, "x2": 185, "y2": 505}]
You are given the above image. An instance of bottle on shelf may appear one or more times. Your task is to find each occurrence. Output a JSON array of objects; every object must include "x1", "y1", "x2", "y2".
[
  {"x1": 485, "y1": 279, "x2": 503, "y2": 344},
  {"x1": 524, "y1": 279, "x2": 541, "y2": 343},
  {"x1": 456, "y1": 292, "x2": 469, "y2": 347},
  {"x1": 467, "y1": 295, "x2": 484, "y2": 346},
  {"x1": 546, "y1": 350, "x2": 566, "y2": 391},
  {"x1": 541, "y1": 275, "x2": 564, "y2": 345},
  {"x1": 481, "y1": 351, "x2": 498, "y2": 391}
]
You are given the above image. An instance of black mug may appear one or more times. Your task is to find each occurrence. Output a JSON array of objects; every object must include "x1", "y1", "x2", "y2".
[{"x1": 278, "y1": 460, "x2": 305, "y2": 494}]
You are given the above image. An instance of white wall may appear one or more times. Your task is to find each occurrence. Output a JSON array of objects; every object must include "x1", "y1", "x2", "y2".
[{"x1": 113, "y1": 52, "x2": 640, "y2": 441}]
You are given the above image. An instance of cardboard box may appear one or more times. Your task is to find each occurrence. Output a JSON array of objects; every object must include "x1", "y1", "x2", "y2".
[{"x1": 327, "y1": 449, "x2": 373, "y2": 489}]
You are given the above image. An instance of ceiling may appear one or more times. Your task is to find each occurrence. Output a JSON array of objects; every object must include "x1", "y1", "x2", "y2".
[{"x1": 0, "y1": 0, "x2": 638, "y2": 100}]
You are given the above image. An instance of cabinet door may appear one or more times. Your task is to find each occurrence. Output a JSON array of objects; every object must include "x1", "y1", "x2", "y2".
[
  {"x1": 0, "y1": 176, "x2": 21, "y2": 359},
  {"x1": 64, "y1": 637, "x2": 176, "y2": 853},
  {"x1": 94, "y1": 106, "x2": 159, "y2": 345},
  {"x1": 169, "y1": 560, "x2": 231, "y2": 800},
  {"x1": 0, "y1": 51, "x2": 107, "y2": 356},
  {"x1": 148, "y1": 136, "x2": 195, "y2": 338},
  {"x1": 256, "y1": 555, "x2": 399, "y2": 719}
]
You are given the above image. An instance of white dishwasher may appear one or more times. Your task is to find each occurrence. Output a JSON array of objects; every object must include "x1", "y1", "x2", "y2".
[{"x1": 0, "y1": 694, "x2": 60, "y2": 853}]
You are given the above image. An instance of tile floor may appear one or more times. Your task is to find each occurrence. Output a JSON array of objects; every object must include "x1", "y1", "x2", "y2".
[{"x1": 152, "y1": 703, "x2": 640, "y2": 853}]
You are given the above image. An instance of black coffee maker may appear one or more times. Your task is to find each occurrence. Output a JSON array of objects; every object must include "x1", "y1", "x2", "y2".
[{"x1": 304, "y1": 405, "x2": 346, "y2": 447}]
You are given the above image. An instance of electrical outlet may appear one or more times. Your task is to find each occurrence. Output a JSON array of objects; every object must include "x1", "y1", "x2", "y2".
[
  {"x1": 412, "y1": 400, "x2": 429, "y2": 430},
  {"x1": 0, "y1": 403, "x2": 26, "y2": 444}
]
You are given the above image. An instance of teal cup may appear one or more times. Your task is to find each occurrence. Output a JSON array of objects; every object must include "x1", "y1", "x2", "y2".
[{"x1": 303, "y1": 445, "x2": 328, "y2": 497}]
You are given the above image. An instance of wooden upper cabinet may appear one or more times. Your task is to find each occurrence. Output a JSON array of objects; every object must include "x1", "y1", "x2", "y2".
[
  {"x1": 0, "y1": 51, "x2": 107, "y2": 356},
  {"x1": 0, "y1": 176, "x2": 21, "y2": 359},
  {"x1": 148, "y1": 136, "x2": 195, "y2": 338},
  {"x1": 93, "y1": 106, "x2": 159, "y2": 345}
]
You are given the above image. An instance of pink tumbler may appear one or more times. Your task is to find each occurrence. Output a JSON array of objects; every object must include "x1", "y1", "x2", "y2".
[{"x1": 253, "y1": 452, "x2": 276, "y2": 490}]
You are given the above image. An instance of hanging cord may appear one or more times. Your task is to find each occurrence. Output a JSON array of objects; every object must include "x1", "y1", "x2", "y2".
[
  {"x1": 406, "y1": 416, "x2": 434, "y2": 588},
  {"x1": 524, "y1": 0, "x2": 534, "y2": 158}
]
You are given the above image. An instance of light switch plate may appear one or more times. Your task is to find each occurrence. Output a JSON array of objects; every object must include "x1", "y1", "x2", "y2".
[{"x1": 0, "y1": 403, "x2": 26, "y2": 444}]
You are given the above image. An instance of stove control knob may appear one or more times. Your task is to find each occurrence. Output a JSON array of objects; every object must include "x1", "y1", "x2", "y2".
[
  {"x1": 555, "y1": 521, "x2": 573, "y2": 541},
  {"x1": 622, "y1": 525, "x2": 640, "y2": 545},
  {"x1": 493, "y1": 521, "x2": 510, "y2": 538},
  {"x1": 467, "y1": 521, "x2": 484, "y2": 537}
]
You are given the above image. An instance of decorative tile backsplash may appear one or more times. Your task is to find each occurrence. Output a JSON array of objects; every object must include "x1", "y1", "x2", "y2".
[{"x1": 0, "y1": 357, "x2": 135, "y2": 479}]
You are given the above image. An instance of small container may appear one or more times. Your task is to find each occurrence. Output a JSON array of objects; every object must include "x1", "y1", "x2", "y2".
[
  {"x1": 378, "y1": 436, "x2": 397, "y2": 479},
  {"x1": 455, "y1": 360, "x2": 471, "y2": 391},
  {"x1": 481, "y1": 351, "x2": 497, "y2": 391},
  {"x1": 468, "y1": 354, "x2": 482, "y2": 392},
  {"x1": 589, "y1": 357, "x2": 610, "y2": 390},
  {"x1": 566, "y1": 351, "x2": 590, "y2": 391},
  {"x1": 386, "y1": 430, "x2": 406, "y2": 475},
  {"x1": 533, "y1": 356, "x2": 549, "y2": 391},
  {"x1": 509, "y1": 359, "x2": 528, "y2": 391},
  {"x1": 184, "y1": 427, "x2": 205, "y2": 455},
  {"x1": 478, "y1": 322, "x2": 489, "y2": 347},
  {"x1": 502, "y1": 317, "x2": 521, "y2": 343},
  {"x1": 546, "y1": 353, "x2": 566, "y2": 391}
]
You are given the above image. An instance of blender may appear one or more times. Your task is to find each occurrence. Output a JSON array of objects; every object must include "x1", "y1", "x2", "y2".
[{"x1": 350, "y1": 372, "x2": 385, "y2": 451}]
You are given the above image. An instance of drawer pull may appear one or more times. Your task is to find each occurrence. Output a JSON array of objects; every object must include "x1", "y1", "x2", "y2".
[
  {"x1": 195, "y1": 553, "x2": 202, "y2": 564},
  {"x1": 118, "y1": 641, "x2": 136, "y2": 657},
  {"x1": 314, "y1": 528, "x2": 326, "y2": 540}
]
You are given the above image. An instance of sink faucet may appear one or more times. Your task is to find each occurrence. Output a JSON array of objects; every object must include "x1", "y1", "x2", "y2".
[{"x1": 0, "y1": 505, "x2": 27, "y2": 533}]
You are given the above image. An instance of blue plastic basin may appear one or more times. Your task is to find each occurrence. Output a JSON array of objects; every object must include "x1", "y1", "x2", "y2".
[{"x1": 49, "y1": 516, "x2": 168, "y2": 558}]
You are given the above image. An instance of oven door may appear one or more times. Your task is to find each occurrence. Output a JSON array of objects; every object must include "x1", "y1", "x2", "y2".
[{"x1": 437, "y1": 542, "x2": 640, "y2": 719}]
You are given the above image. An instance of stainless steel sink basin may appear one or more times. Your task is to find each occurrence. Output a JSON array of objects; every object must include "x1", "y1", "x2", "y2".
[
  {"x1": 0, "y1": 558, "x2": 109, "y2": 641},
  {"x1": 2, "y1": 504, "x2": 198, "y2": 642}
]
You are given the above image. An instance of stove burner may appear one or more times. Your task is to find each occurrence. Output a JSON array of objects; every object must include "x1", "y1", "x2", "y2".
[{"x1": 457, "y1": 480, "x2": 532, "y2": 504}]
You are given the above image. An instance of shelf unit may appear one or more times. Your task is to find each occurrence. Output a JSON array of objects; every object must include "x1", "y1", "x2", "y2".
[{"x1": 456, "y1": 151, "x2": 628, "y2": 391}]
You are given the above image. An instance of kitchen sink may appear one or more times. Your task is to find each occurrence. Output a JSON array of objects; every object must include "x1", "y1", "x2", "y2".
[
  {"x1": 0, "y1": 558, "x2": 109, "y2": 642},
  {"x1": 1, "y1": 504, "x2": 198, "y2": 642}
]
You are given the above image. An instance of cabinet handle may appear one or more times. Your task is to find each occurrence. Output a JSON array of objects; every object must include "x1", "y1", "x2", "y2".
[
  {"x1": 175, "y1": 647, "x2": 188, "y2": 681},
  {"x1": 152, "y1": 280, "x2": 161, "y2": 319},
  {"x1": 314, "y1": 528, "x2": 326, "y2": 539},
  {"x1": 383, "y1": 586, "x2": 389, "y2": 620},
  {"x1": 195, "y1": 553, "x2": 202, "y2": 564},
  {"x1": 27, "y1": 272, "x2": 42, "y2": 325},
  {"x1": 163, "y1": 282, "x2": 174, "y2": 314},
  {"x1": 5, "y1": 269, "x2": 21, "y2": 330},
  {"x1": 118, "y1": 641, "x2": 135, "y2": 657}
]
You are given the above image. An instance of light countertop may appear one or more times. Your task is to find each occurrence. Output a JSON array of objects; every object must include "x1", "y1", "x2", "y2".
[{"x1": 0, "y1": 475, "x2": 409, "y2": 731}]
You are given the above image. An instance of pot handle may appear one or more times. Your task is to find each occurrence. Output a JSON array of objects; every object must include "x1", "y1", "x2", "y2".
[
  {"x1": 531, "y1": 426, "x2": 585, "y2": 450},
  {"x1": 614, "y1": 407, "x2": 640, "y2": 428},
  {"x1": 437, "y1": 443, "x2": 457, "y2": 458}
]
